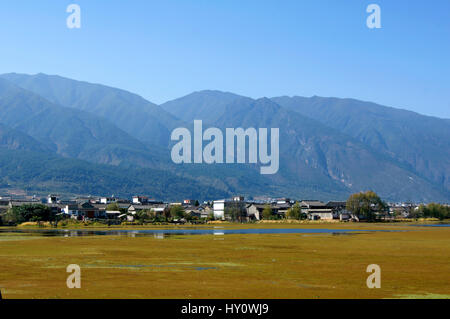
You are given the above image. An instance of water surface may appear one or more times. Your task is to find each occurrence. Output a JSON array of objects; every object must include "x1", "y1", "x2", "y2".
[
  {"x1": 411, "y1": 224, "x2": 450, "y2": 227},
  {"x1": 0, "y1": 227, "x2": 403, "y2": 238}
]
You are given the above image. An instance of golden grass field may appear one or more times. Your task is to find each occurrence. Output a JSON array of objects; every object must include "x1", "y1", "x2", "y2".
[{"x1": 0, "y1": 222, "x2": 449, "y2": 299}]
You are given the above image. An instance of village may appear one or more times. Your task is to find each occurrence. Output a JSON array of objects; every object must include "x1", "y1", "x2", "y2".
[{"x1": 0, "y1": 193, "x2": 427, "y2": 225}]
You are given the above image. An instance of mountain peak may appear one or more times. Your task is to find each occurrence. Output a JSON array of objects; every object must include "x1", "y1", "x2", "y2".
[
  {"x1": 161, "y1": 90, "x2": 251, "y2": 123},
  {"x1": 0, "y1": 73, "x2": 183, "y2": 146}
]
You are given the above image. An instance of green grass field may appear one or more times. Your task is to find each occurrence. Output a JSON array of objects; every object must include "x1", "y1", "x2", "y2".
[{"x1": 0, "y1": 223, "x2": 449, "y2": 299}]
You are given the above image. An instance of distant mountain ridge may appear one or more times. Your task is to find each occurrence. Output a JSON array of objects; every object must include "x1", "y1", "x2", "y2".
[
  {"x1": 271, "y1": 96, "x2": 450, "y2": 192},
  {"x1": 0, "y1": 73, "x2": 183, "y2": 147},
  {"x1": 0, "y1": 73, "x2": 449, "y2": 202},
  {"x1": 165, "y1": 93, "x2": 449, "y2": 202},
  {"x1": 0, "y1": 78, "x2": 168, "y2": 169},
  {"x1": 161, "y1": 90, "x2": 250, "y2": 124}
]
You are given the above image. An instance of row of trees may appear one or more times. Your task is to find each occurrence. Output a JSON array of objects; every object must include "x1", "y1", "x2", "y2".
[
  {"x1": 1, "y1": 204, "x2": 55, "y2": 225},
  {"x1": 0, "y1": 203, "x2": 208, "y2": 226},
  {"x1": 345, "y1": 191, "x2": 450, "y2": 221},
  {"x1": 410, "y1": 203, "x2": 449, "y2": 220}
]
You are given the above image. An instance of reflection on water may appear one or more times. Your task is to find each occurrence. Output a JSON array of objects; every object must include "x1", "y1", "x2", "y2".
[
  {"x1": 0, "y1": 227, "x2": 405, "y2": 238},
  {"x1": 411, "y1": 224, "x2": 450, "y2": 227},
  {"x1": 154, "y1": 233, "x2": 164, "y2": 239}
]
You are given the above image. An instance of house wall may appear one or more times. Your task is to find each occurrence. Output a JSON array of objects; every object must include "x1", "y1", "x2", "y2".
[
  {"x1": 308, "y1": 212, "x2": 333, "y2": 220},
  {"x1": 246, "y1": 205, "x2": 261, "y2": 220},
  {"x1": 213, "y1": 201, "x2": 225, "y2": 219}
]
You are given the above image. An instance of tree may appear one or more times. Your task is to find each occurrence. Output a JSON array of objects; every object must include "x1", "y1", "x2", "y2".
[
  {"x1": 170, "y1": 205, "x2": 186, "y2": 219},
  {"x1": 106, "y1": 203, "x2": 120, "y2": 211},
  {"x1": 409, "y1": 205, "x2": 424, "y2": 219},
  {"x1": 286, "y1": 202, "x2": 302, "y2": 220},
  {"x1": 346, "y1": 191, "x2": 386, "y2": 221},
  {"x1": 194, "y1": 200, "x2": 200, "y2": 207},
  {"x1": 417, "y1": 203, "x2": 450, "y2": 220},
  {"x1": 162, "y1": 207, "x2": 171, "y2": 221},
  {"x1": 262, "y1": 204, "x2": 273, "y2": 220},
  {"x1": 3, "y1": 204, "x2": 53, "y2": 225},
  {"x1": 224, "y1": 202, "x2": 246, "y2": 222},
  {"x1": 135, "y1": 209, "x2": 155, "y2": 223},
  {"x1": 3, "y1": 208, "x2": 23, "y2": 225},
  {"x1": 225, "y1": 206, "x2": 239, "y2": 221}
]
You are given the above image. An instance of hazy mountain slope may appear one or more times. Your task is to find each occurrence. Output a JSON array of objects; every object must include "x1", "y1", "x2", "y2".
[
  {"x1": 0, "y1": 73, "x2": 183, "y2": 147},
  {"x1": 164, "y1": 92, "x2": 450, "y2": 201},
  {"x1": 0, "y1": 79, "x2": 165, "y2": 168},
  {"x1": 0, "y1": 123, "x2": 49, "y2": 152},
  {"x1": 0, "y1": 149, "x2": 228, "y2": 200},
  {"x1": 272, "y1": 96, "x2": 450, "y2": 192},
  {"x1": 161, "y1": 90, "x2": 250, "y2": 123},
  {"x1": 1, "y1": 73, "x2": 448, "y2": 202},
  {"x1": 0, "y1": 77, "x2": 339, "y2": 200}
]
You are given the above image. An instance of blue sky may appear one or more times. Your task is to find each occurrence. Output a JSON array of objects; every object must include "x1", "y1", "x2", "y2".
[{"x1": 0, "y1": 0, "x2": 449, "y2": 118}]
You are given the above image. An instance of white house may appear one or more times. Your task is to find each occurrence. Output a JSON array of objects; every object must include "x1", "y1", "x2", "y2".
[
  {"x1": 213, "y1": 197, "x2": 246, "y2": 220},
  {"x1": 47, "y1": 194, "x2": 59, "y2": 204},
  {"x1": 100, "y1": 197, "x2": 115, "y2": 204},
  {"x1": 213, "y1": 200, "x2": 226, "y2": 219},
  {"x1": 132, "y1": 196, "x2": 149, "y2": 204},
  {"x1": 62, "y1": 204, "x2": 79, "y2": 218},
  {"x1": 276, "y1": 198, "x2": 290, "y2": 205}
]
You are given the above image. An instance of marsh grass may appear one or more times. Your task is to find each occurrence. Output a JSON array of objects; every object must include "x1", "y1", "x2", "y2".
[{"x1": 0, "y1": 223, "x2": 448, "y2": 299}]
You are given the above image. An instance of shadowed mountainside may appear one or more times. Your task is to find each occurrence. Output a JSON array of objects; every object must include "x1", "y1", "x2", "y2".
[{"x1": 272, "y1": 95, "x2": 450, "y2": 192}]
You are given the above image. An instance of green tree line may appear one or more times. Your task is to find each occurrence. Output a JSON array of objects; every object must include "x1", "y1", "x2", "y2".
[
  {"x1": 411, "y1": 203, "x2": 449, "y2": 220},
  {"x1": 1, "y1": 204, "x2": 54, "y2": 225}
]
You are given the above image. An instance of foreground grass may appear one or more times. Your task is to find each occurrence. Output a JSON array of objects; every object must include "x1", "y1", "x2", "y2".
[{"x1": 0, "y1": 223, "x2": 448, "y2": 299}]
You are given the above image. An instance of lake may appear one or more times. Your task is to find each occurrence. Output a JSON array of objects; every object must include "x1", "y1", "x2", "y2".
[{"x1": 0, "y1": 227, "x2": 404, "y2": 238}]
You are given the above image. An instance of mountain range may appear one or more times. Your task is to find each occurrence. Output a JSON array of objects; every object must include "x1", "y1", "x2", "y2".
[{"x1": 0, "y1": 73, "x2": 448, "y2": 202}]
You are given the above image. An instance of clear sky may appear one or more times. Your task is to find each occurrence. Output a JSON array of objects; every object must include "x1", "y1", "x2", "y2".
[{"x1": 0, "y1": 0, "x2": 449, "y2": 118}]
